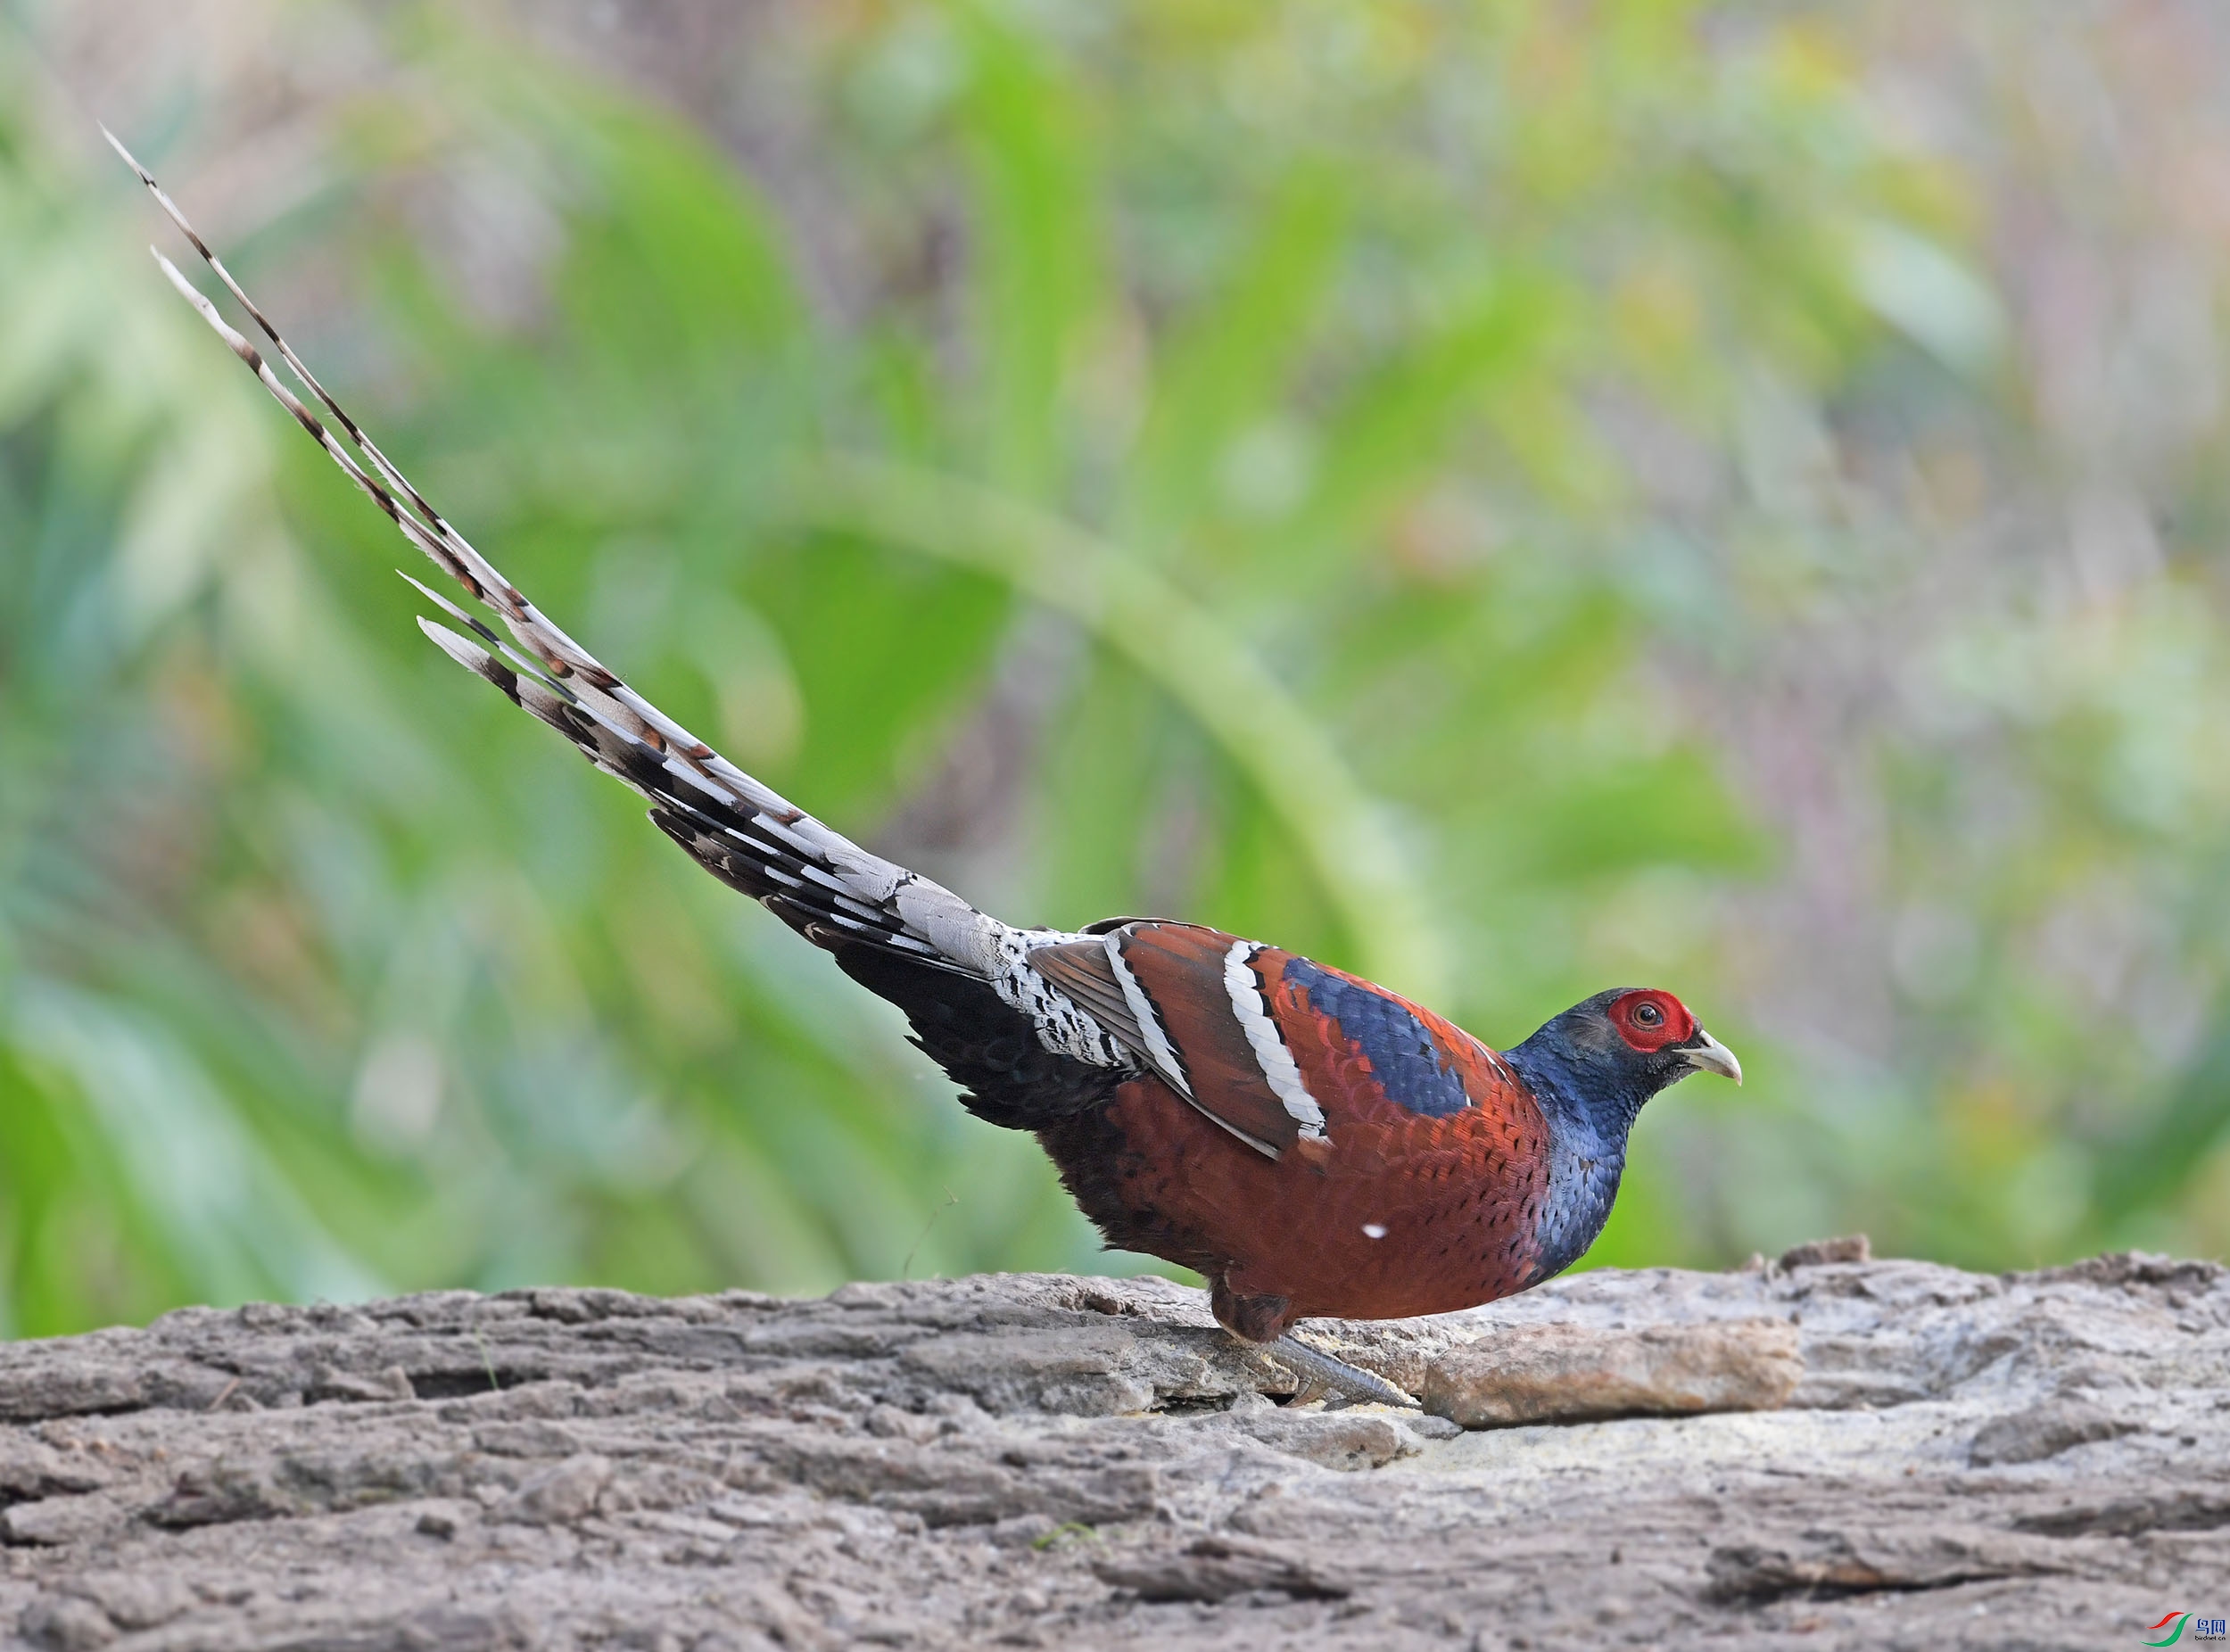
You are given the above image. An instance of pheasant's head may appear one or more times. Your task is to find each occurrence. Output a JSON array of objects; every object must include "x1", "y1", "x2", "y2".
[{"x1": 1505, "y1": 987, "x2": 1741, "y2": 1142}]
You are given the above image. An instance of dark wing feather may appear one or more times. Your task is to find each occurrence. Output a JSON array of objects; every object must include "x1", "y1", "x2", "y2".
[{"x1": 834, "y1": 946, "x2": 1120, "y2": 1130}]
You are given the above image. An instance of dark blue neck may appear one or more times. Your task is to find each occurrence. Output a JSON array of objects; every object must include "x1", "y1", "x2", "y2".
[{"x1": 1499, "y1": 1035, "x2": 1645, "y2": 1283}]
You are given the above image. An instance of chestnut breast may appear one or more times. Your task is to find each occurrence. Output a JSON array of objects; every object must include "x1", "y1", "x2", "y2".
[{"x1": 1033, "y1": 927, "x2": 1558, "y2": 1322}]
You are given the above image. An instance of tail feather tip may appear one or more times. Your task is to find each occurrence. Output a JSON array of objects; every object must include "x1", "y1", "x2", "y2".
[
  {"x1": 417, "y1": 615, "x2": 527, "y2": 708},
  {"x1": 416, "y1": 614, "x2": 487, "y2": 667}
]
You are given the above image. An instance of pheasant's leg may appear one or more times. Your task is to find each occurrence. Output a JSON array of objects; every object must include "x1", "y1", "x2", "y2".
[
  {"x1": 1210, "y1": 1276, "x2": 1293, "y2": 1342},
  {"x1": 1211, "y1": 1276, "x2": 1418, "y2": 1408},
  {"x1": 1265, "y1": 1333, "x2": 1420, "y2": 1409}
]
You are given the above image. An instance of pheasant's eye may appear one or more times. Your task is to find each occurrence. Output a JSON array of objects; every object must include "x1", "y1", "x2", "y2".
[{"x1": 1631, "y1": 1001, "x2": 1664, "y2": 1028}]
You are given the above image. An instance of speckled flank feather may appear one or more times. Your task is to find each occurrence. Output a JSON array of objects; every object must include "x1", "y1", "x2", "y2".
[{"x1": 104, "y1": 127, "x2": 1127, "y2": 1076}]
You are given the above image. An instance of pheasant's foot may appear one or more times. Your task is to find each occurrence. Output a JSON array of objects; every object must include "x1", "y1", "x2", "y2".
[{"x1": 1264, "y1": 1333, "x2": 1419, "y2": 1409}]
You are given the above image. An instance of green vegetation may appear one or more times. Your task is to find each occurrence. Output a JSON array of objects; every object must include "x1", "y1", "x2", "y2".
[{"x1": 3, "y1": 3, "x2": 2226, "y2": 1335}]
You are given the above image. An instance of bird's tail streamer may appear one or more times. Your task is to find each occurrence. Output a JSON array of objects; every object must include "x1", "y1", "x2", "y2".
[{"x1": 103, "y1": 127, "x2": 1011, "y2": 979}]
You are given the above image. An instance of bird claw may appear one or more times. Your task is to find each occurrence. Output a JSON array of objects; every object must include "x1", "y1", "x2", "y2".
[{"x1": 1265, "y1": 1333, "x2": 1419, "y2": 1409}]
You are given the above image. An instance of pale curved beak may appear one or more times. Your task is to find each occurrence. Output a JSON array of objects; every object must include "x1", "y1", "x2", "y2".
[{"x1": 1681, "y1": 1028, "x2": 1743, "y2": 1086}]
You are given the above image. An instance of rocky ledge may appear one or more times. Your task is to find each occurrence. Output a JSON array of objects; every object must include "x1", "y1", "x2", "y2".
[{"x1": 0, "y1": 1245, "x2": 2223, "y2": 1650}]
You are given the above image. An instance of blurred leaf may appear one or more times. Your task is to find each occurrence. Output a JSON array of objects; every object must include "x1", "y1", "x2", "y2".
[
  {"x1": 954, "y1": 11, "x2": 1099, "y2": 497},
  {"x1": 1129, "y1": 162, "x2": 1350, "y2": 541}
]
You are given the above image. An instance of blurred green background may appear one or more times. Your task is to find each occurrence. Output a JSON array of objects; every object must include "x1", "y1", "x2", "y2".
[{"x1": 4, "y1": 0, "x2": 2229, "y2": 1336}]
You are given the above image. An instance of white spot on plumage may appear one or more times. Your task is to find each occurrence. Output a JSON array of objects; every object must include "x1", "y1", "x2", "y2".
[
  {"x1": 1362, "y1": 1222, "x2": 1388, "y2": 1240},
  {"x1": 1221, "y1": 940, "x2": 1329, "y2": 1144}
]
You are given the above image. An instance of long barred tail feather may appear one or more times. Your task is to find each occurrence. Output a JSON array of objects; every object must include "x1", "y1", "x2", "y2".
[
  {"x1": 407, "y1": 612, "x2": 939, "y2": 963},
  {"x1": 104, "y1": 125, "x2": 1136, "y2": 1093}
]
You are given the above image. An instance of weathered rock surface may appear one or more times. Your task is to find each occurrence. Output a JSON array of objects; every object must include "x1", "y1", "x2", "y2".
[
  {"x1": 0, "y1": 1250, "x2": 2220, "y2": 1649},
  {"x1": 1421, "y1": 1316, "x2": 1803, "y2": 1426}
]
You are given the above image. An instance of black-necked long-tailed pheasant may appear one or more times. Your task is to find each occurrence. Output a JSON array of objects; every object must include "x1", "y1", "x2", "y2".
[{"x1": 112, "y1": 133, "x2": 1740, "y2": 1406}]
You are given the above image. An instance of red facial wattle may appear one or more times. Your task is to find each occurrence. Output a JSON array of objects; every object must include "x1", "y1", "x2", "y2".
[{"x1": 1608, "y1": 989, "x2": 1697, "y2": 1053}]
